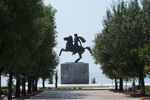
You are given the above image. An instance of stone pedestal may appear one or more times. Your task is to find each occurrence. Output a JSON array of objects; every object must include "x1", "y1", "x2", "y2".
[{"x1": 61, "y1": 62, "x2": 89, "y2": 84}]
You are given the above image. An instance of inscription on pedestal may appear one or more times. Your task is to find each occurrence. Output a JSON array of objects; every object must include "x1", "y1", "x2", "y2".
[{"x1": 61, "y1": 62, "x2": 89, "y2": 84}]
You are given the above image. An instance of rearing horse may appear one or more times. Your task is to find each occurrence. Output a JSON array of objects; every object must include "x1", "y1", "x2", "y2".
[{"x1": 59, "y1": 36, "x2": 92, "y2": 63}]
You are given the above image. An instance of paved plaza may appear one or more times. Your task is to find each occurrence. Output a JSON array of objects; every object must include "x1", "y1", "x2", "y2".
[{"x1": 25, "y1": 90, "x2": 140, "y2": 100}]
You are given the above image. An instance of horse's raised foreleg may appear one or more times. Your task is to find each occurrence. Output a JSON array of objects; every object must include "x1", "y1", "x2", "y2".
[
  {"x1": 59, "y1": 48, "x2": 68, "y2": 56},
  {"x1": 75, "y1": 53, "x2": 82, "y2": 63}
]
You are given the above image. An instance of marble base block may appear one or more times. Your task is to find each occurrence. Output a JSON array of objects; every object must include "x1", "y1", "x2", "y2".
[{"x1": 61, "y1": 62, "x2": 89, "y2": 84}]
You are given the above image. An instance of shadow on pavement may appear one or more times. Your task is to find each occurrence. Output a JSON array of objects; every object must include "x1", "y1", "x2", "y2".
[{"x1": 110, "y1": 89, "x2": 150, "y2": 99}]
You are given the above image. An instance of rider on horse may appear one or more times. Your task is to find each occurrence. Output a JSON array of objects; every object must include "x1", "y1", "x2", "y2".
[
  {"x1": 59, "y1": 34, "x2": 92, "y2": 63},
  {"x1": 72, "y1": 33, "x2": 86, "y2": 55}
]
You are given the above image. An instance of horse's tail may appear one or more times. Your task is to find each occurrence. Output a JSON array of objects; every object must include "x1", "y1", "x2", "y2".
[{"x1": 85, "y1": 47, "x2": 92, "y2": 54}]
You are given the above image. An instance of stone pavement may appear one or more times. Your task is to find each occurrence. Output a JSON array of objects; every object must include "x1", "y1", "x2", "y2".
[{"x1": 25, "y1": 90, "x2": 140, "y2": 100}]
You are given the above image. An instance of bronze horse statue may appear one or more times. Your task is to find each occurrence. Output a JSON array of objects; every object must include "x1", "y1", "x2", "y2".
[{"x1": 59, "y1": 35, "x2": 92, "y2": 63}]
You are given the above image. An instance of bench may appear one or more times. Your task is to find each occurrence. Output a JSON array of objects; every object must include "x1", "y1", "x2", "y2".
[
  {"x1": 132, "y1": 86, "x2": 137, "y2": 92},
  {"x1": 137, "y1": 87, "x2": 141, "y2": 93},
  {"x1": 1, "y1": 95, "x2": 5, "y2": 100},
  {"x1": 132, "y1": 86, "x2": 141, "y2": 93}
]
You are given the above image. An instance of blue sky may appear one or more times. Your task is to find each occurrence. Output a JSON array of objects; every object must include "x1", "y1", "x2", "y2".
[
  {"x1": 44, "y1": 0, "x2": 114, "y2": 73},
  {"x1": 43, "y1": 0, "x2": 141, "y2": 73}
]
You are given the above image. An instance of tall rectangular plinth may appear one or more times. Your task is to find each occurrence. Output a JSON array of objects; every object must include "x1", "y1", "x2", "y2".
[{"x1": 61, "y1": 62, "x2": 89, "y2": 84}]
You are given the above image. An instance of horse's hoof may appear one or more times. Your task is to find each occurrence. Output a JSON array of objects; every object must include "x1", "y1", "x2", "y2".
[{"x1": 75, "y1": 61, "x2": 78, "y2": 63}]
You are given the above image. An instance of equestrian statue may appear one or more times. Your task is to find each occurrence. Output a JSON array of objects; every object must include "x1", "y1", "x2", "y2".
[{"x1": 59, "y1": 33, "x2": 92, "y2": 63}]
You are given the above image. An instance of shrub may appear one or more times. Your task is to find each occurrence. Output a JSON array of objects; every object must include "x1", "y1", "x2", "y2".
[
  {"x1": 1, "y1": 90, "x2": 4, "y2": 95},
  {"x1": 48, "y1": 77, "x2": 53, "y2": 84},
  {"x1": 1, "y1": 86, "x2": 8, "y2": 89},
  {"x1": 48, "y1": 87, "x2": 52, "y2": 89},
  {"x1": 73, "y1": 87, "x2": 76, "y2": 89},
  {"x1": 137, "y1": 85, "x2": 141, "y2": 90},
  {"x1": 78, "y1": 87, "x2": 82, "y2": 89},
  {"x1": 91, "y1": 77, "x2": 96, "y2": 84},
  {"x1": 145, "y1": 85, "x2": 150, "y2": 94},
  {"x1": 38, "y1": 87, "x2": 44, "y2": 90},
  {"x1": 1, "y1": 89, "x2": 8, "y2": 96}
]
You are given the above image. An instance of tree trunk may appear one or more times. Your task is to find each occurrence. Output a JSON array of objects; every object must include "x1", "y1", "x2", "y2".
[
  {"x1": 22, "y1": 75, "x2": 26, "y2": 96},
  {"x1": 8, "y1": 74, "x2": 13, "y2": 100},
  {"x1": 0, "y1": 44, "x2": 4, "y2": 100},
  {"x1": 15, "y1": 76, "x2": 20, "y2": 97},
  {"x1": 34, "y1": 79, "x2": 38, "y2": 91},
  {"x1": 0, "y1": 70, "x2": 1, "y2": 100},
  {"x1": 119, "y1": 78, "x2": 123, "y2": 91},
  {"x1": 115, "y1": 78, "x2": 118, "y2": 90},
  {"x1": 42, "y1": 78, "x2": 45, "y2": 89},
  {"x1": 139, "y1": 77, "x2": 141, "y2": 86},
  {"x1": 0, "y1": 68, "x2": 3, "y2": 100},
  {"x1": 31, "y1": 78, "x2": 35, "y2": 92},
  {"x1": 55, "y1": 72, "x2": 58, "y2": 89},
  {"x1": 140, "y1": 73, "x2": 145, "y2": 95},
  {"x1": 126, "y1": 81, "x2": 127, "y2": 90},
  {"x1": 28, "y1": 76, "x2": 31, "y2": 94}
]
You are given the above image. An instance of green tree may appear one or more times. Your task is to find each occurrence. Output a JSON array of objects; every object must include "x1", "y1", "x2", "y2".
[
  {"x1": 27, "y1": 4, "x2": 59, "y2": 90},
  {"x1": 48, "y1": 76, "x2": 53, "y2": 84},
  {"x1": 91, "y1": 77, "x2": 96, "y2": 84},
  {"x1": 0, "y1": 0, "x2": 59, "y2": 99},
  {"x1": 92, "y1": 0, "x2": 149, "y2": 94},
  {"x1": 0, "y1": 0, "x2": 44, "y2": 99}
]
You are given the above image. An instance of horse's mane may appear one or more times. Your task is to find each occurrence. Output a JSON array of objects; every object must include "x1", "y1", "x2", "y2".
[{"x1": 69, "y1": 35, "x2": 73, "y2": 44}]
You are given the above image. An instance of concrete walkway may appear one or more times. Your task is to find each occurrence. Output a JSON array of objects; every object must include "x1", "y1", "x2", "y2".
[{"x1": 25, "y1": 90, "x2": 140, "y2": 100}]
